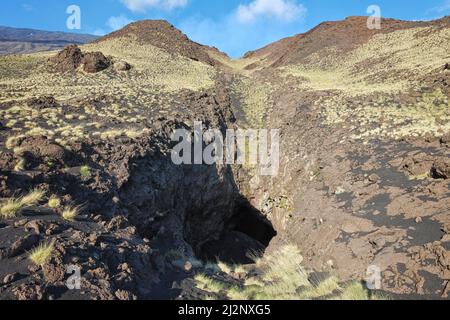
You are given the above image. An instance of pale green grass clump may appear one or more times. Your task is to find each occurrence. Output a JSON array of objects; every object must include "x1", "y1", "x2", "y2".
[
  {"x1": 195, "y1": 274, "x2": 228, "y2": 294},
  {"x1": 0, "y1": 189, "x2": 45, "y2": 219},
  {"x1": 14, "y1": 158, "x2": 26, "y2": 172},
  {"x1": 337, "y1": 282, "x2": 387, "y2": 300},
  {"x1": 408, "y1": 173, "x2": 430, "y2": 181},
  {"x1": 28, "y1": 242, "x2": 54, "y2": 266},
  {"x1": 48, "y1": 196, "x2": 61, "y2": 209},
  {"x1": 79, "y1": 166, "x2": 92, "y2": 178},
  {"x1": 195, "y1": 244, "x2": 387, "y2": 301},
  {"x1": 196, "y1": 274, "x2": 228, "y2": 294},
  {"x1": 217, "y1": 261, "x2": 234, "y2": 275}
]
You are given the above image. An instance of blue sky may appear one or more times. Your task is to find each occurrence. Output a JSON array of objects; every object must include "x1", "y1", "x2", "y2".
[{"x1": 1, "y1": 0, "x2": 449, "y2": 57}]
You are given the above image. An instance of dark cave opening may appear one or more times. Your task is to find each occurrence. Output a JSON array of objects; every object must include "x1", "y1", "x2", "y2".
[{"x1": 199, "y1": 199, "x2": 277, "y2": 265}]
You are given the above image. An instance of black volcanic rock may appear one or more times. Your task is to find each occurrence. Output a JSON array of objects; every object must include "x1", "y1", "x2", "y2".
[
  {"x1": 49, "y1": 45, "x2": 111, "y2": 73},
  {"x1": 48, "y1": 44, "x2": 83, "y2": 72},
  {"x1": 82, "y1": 51, "x2": 111, "y2": 73}
]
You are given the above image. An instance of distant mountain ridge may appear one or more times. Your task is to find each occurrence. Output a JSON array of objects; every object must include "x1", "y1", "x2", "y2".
[{"x1": 0, "y1": 26, "x2": 97, "y2": 55}]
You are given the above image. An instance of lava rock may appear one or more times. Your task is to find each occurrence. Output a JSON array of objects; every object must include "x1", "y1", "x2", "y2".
[
  {"x1": 368, "y1": 173, "x2": 380, "y2": 183},
  {"x1": 115, "y1": 289, "x2": 135, "y2": 300},
  {"x1": 114, "y1": 61, "x2": 131, "y2": 71},
  {"x1": 27, "y1": 96, "x2": 58, "y2": 110},
  {"x1": 3, "y1": 272, "x2": 19, "y2": 285},
  {"x1": 82, "y1": 52, "x2": 111, "y2": 73},
  {"x1": 25, "y1": 220, "x2": 44, "y2": 235},
  {"x1": 18, "y1": 136, "x2": 68, "y2": 167},
  {"x1": 172, "y1": 260, "x2": 193, "y2": 273},
  {"x1": 42, "y1": 259, "x2": 65, "y2": 283},
  {"x1": 7, "y1": 234, "x2": 40, "y2": 258},
  {"x1": 431, "y1": 158, "x2": 450, "y2": 179},
  {"x1": 14, "y1": 219, "x2": 28, "y2": 227},
  {"x1": 441, "y1": 133, "x2": 450, "y2": 148},
  {"x1": 49, "y1": 44, "x2": 84, "y2": 72},
  {"x1": 45, "y1": 223, "x2": 64, "y2": 236},
  {"x1": 12, "y1": 283, "x2": 44, "y2": 300}
]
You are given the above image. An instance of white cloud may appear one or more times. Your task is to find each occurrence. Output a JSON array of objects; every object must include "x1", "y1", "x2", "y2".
[
  {"x1": 121, "y1": 0, "x2": 188, "y2": 12},
  {"x1": 179, "y1": 12, "x2": 306, "y2": 58},
  {"x1": 107, "y1": 15, "x2": 134, "y2": 31},
  {"x1": 236, "y1": 0, "x2": 306, "y2": 23}
]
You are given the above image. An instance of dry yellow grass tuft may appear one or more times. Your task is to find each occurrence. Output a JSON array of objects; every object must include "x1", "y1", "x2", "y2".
[
  {"x1": 28, "y1": 242, "x2": 54, "y2": 266},
  {"x1": 61, "y1": 206, "x2": 81, "y2": 221},
  {"x1": 48, "y1": 196, "x2": 61, "y2": 209},
  {"x1": 195, "y1": 274, "x2": 228, "y2": 294},
  {"x1": 0, "y1": 189, "x2": 45, "y2": 219},
  {"x1": 217, "y1": 261, "x2": 234, "y2": 275}
]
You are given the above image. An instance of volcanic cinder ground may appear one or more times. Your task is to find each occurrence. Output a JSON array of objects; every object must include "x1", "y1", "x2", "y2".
[{"x1": 0, "y1": 17, "x2": 449, "y2": 300}]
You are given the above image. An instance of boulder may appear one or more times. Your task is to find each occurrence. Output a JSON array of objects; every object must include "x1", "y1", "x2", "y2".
[
  {"x1": 440, "y1": 133, "x2": 450, "y2": 148},
  {"x1": 19, "y1": 136, "x2": 67, "y2": 163},
  {"x1": 82, "y1": 52, "x2": 111, "y2": 73},
  {"x1": 2, "y1": 234, "x2": 40, "y2": 258},
  {"x1": 49, "y1": 45, "x2": 83, "y2": 72},
  {"x1": 3, "y1": 272, "x2": 19, "y2": 285},
  {"x1": 49, "y1": 45, "x2": 111, "y2": 73},
  {"x1": 114, "y1": 61, "x2": 131, "y2": 71},
  {"x1": 431, "y1": 158, "x2": 450, "y2": 179}
]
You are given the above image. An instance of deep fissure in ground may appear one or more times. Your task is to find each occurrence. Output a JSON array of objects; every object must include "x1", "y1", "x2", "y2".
[{"x1": 198, "y1": 198, "x2": 277, "y2": 264}]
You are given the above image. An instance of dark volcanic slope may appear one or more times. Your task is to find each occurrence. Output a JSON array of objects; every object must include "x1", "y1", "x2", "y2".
[
  {"x1": 0, "y1": 26, "x2": 97, "y2": 55},
  {"x1": 95, "y1": 20, "x2": 227, "y2": 66},
  {"x1": 245, "y1": 16, "x2": 450, "y2": 68}
]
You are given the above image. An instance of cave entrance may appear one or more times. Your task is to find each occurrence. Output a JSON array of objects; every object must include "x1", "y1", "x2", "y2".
[{"x1": 199, "y1": 198, "x2": 277, "y2": 265}]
